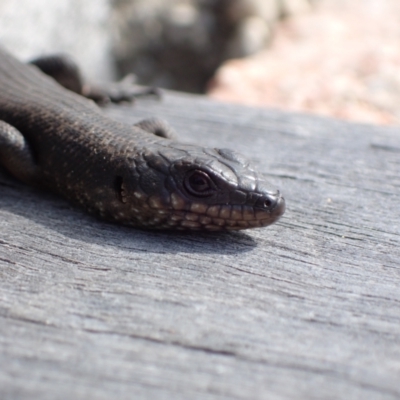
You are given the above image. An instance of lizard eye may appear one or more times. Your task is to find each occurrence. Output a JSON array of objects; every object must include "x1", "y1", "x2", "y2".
[{"x1": 184, "y1": 170, "x2": 215, "y2": 197}]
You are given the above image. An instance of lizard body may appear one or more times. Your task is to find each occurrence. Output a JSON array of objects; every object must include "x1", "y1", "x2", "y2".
[{"x1": 0, "y1": 48, "x2": 285, "y2": 231}]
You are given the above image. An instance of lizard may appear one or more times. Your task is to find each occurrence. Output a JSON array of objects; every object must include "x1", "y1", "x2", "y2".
[{"x1": 0, "y1": 47, "x2": 285, "y2": 231}]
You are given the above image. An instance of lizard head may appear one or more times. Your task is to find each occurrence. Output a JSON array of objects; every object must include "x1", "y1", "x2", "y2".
[{"x1": 115, "y1": 142, "x2": 285, "y2": 231}]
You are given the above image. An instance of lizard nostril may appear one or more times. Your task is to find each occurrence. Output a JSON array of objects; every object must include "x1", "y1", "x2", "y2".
[
  {"x1": 260, "y1": 191, "x2": 282, "y2": 210},
  {"x1": 264, "y1": 198, "x2": 272, "y2": 208}
]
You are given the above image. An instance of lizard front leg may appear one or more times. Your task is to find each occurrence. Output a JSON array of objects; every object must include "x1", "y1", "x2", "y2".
[
  {"x1": 0, "y1": 120, "x2": 42, "y2": 186},
  {"x1": 133, "y1": 118, "x2": 176, "y2": 139}
]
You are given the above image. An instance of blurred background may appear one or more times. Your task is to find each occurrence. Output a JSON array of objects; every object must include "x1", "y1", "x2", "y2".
[{"x1": 0, "y1": 0, "x2": 399, "y2": 125}]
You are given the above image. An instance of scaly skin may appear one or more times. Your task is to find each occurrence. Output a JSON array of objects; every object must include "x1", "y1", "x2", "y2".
[{"x1": 0, "y1": 48, "x2": 285, "y2": 231}]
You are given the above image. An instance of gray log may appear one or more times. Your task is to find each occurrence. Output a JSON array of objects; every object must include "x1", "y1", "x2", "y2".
[{"x1": 0, "y1": 92, "x2": 399, "y2": 400}]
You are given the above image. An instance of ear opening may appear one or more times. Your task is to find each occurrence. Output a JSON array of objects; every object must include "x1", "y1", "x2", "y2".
[{"x1": 114, "y1": 176, "x2": 124, "y2": 203}]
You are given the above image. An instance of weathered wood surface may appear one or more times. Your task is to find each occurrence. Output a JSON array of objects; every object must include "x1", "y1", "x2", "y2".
[{"x1": 0, "y1": 92, "x2": 399, "y2": 400}]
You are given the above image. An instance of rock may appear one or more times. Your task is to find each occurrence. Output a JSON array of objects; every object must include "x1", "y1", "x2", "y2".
[
  {"x1": 281, "y1": 0, "x2": 311, "y2": 15},
  {"x1": 208, "y1": 0, "x2": 400, "y2": 125},
  {"x1": 112, "y1": 0, "x2": 313, "y2": 92},
  {"x1": 225, "y1": 16, "x2": 271, "y2": 59}
]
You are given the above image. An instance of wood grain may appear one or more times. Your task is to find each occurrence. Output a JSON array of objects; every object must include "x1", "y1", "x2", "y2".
[{"x1": 0, "y1": 92, "x2": 399, "y2": 400}]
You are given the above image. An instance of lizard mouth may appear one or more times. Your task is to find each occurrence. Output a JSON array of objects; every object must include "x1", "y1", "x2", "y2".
[
  {"x1": 176, "y1": 192, "x2": 285, "y2": 231},
  {"x1": 130, "y1": 190, "x2": 286, "y2": 231}
]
